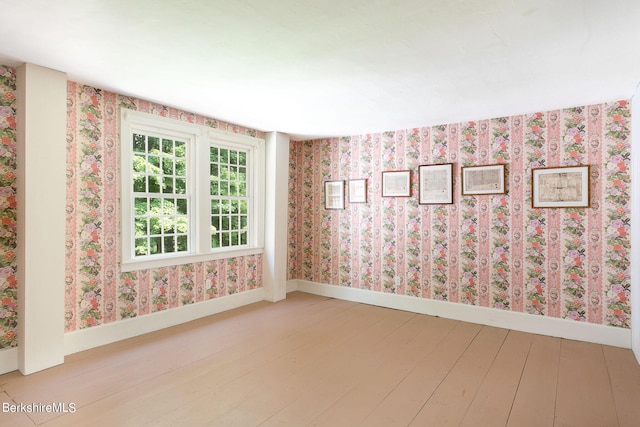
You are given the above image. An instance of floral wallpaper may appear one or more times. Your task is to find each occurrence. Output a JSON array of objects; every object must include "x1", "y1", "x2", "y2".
[
  {"x1": 0, "y1": 66, "x2": 17, "y2": 349},
  {"x1": 65, "y1": 82, "x2": 263, "y2": 332},
  {"x1": 288, "y1": 101, "x2": 631, "y2": 328}
]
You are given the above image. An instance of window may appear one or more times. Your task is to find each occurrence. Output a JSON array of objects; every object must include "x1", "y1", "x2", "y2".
[{"x1": 121, "y1": 109, "x2": 264, "y2": 271}]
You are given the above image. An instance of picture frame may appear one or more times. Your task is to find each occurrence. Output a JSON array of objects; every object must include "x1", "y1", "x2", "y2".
[
  {"x1": 532, "y1": 165, "x2": 590, "y2": 208},
  {"x1": 461, "y1": 164, "x2": 506, "y2": 195},
  {"x1": 348, "y1": 179, "x2": 368, "y2": 203},
  {"x1": 324, "y1": 180, "x2": 345, "y2": 210},
  {"x1": 418, "y1": 163, "x2": 453, "y2": 204},
  {"x1": 382, "y1": 170, "x2": 411, "y2": 197}
]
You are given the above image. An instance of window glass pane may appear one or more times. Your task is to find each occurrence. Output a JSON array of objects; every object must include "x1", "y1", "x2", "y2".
[
  {"x1": 229, "y1": 182, "x2": 237, "y2": 196},
  {"x1": 162, "y1": 177, "x2": 174, "y2": 193},
  {"x1": 220, "y1": 149, "x2": 229, "y2": 163},
  {"x1": 177, "y1": 199, "x2": 187, "y2": 215},
  {"x1": 211, "y1": 234, "x2": 220, "y2": 248},
  {"x1": 133, "y1": 155, "x2": 146, "y2": 173},
  {"x1": 210, "y1": 180, "x2": 219, "y2": 196},
  {"x1": 175, "y1": 141, "x2": 186, "y2": 158},
  {"x1": 135, "y1": 198, "x2": 148, "y2": 215},
  {"x1": 133, "y1": 134, "x2": 146, "y2": 152},
  {"x1": 210, "y1": 200, "x2": 220, "y2": 215},
  {"x1": 175, "y1": 160, "x2": 186, "y2": 176},
  {"x1": 148, "y1": 155, "x2": 160, "y2": 169},
  {"x1": 210, "y1": 164, "x2": 218, "y2": 177},
  {"x1": 177, "y1": 235, "x2": 188, "y2": 251},
  {"x1": 238, "y1": 167, "x2": 246, "y2": 182},
  {"x1": 231, "y1": 232, "x2": 239, "y2": 246},
  {"x1": 211, "y1": 215, "x2": 220, "y2": 232},
  {"x1": 148, "y1": 176, "x2": 160, "y2": 193},
  {"x1": 135, "y1": 238, "x2": 148, "y2": 255},
  {"x1": 162, "y1": 139, "x2": 173, "y2": 155},
  {"x1": 239, "y1": 182, "x2": 246, "y2": 197},
  {"x1": 135, "y1": 217, "x2": 148, "y2": 236},
  {"x1": 148, "y1": 136, "x2": 160, "y2": 152},
  {"x1": 221, "y1": 216, "x2": 229, "y2": 231},
  {"x1": 149, "y1": 217, "x2": 161, "y2": 234},
  {"x1": 220, "y1": 165, "x2": 229, "y2": 181},
  {"x1": 150, "y1": 236, "x2": 162, "y2": 254},
  {"x1": 176, "y1": 217, "x2": 188, "y2": 234},
  {"x1": 230, "y1": 200, "x2": 239, "y2": 214},
  {"x1": 163, "y1": 217, "x2": 175, "y2": 234},
  {"x1": 164, "y1": 236, "x2": 175, "y2": 253},
  {"x1": 133, "y1": 175, "x2": 146, "y2": 192},
  {"x1": 240, "y1": 231, "x2": 247, "y2": 245},
  {"x1": 238, "y1": 151, "x2": 246, "y2": 166},
  {"x1": 210, "y1": 147, "x2": 218, "y2": 162},
  {"x1": 221, "y1": 232, "x2": 229, "y2": 247},
  {"x1": 239, "y1": 201, "x2": 247, "y2": 215},
  {"x1": 162, "y1": 158, "x2": 174, "y2": 175},
  {"x1": 175, "y1": 178, "x2": 186, "y2": 194},
  {"x1": 230, "y1": 150, "x2": 238, "y2": 165},
  {"x1": 231, "y1": 216, "x2": 239, "y2": 230},
  {"x1": 150, "y1": 198, "x2": 162, "y2": 211},
  {"x1": 240, "y1": 215, "x2": 247, "y2": 229}
]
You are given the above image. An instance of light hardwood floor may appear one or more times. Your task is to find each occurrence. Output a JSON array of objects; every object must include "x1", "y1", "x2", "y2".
[{"x1": 1, "y1": 292, "x2": 639, "y2": 426}]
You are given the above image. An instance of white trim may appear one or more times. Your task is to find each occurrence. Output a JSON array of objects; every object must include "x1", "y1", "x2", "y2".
[
  {"x1": 631, "y1": 90, "x2": 640, "y2": 363},
  {"x1": 120, "y1": 108, "x2": 266, "y2": 272},
  {"x1": 263, "y1": 132, "x2": 290, "y2": 302},
  {"x1": 64, "y1": 288, "x2": 264, "y2": 355},
  {"x1": 291, "y1": 279, "x2": 632, "y2": 349},
  {"x1": 0, "y1": 348, "x2": 18, "y2": 375}
]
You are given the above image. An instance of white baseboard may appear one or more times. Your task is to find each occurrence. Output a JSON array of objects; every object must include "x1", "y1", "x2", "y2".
[
  {"x1": 1, "y1": 289, "x2": 265, "y2": 375},
  {"x1": 291, "y1": 279, "x2": 632, "y2": 349},
  {"x1": 0, "y1": 347, "x2": 18, "y2": 375},
  {"x1": 64, "y1": 288, "x2": 265, "y2": 355},
  {"x1": 286, "y1": 279, "x2": 298, "y2": 293}
]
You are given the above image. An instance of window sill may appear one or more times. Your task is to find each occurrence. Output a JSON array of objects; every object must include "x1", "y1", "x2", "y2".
[{"x1": 120, "y1": 247, "x2": 264, "y2": 272}]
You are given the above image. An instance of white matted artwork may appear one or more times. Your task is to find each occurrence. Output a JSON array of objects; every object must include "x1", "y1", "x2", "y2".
[
  {"x1": 324, "y1": 180, "x2": 345, "y2": 209},
  {"x1": 532, "y1": 165, "x2": 590, "y2": 208},
  {"x1": 348, "y1": 179, "x2": 367, "y2": 203},
  {"x1": 461, "y1": 164, "x2": 506, "y2": 195},
  {"x1": 418, "y1": 163, "x2": 453, "y2": 204},
  {"x1": 382, "y1": 170, "x2": 411, "y2": 197}
]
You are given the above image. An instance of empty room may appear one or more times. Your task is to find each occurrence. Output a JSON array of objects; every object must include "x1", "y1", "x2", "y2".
[{"x1": 0, "y1": 1, "x2": 639, "y2": 426}]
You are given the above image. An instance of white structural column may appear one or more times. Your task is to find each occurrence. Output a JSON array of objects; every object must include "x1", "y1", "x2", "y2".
[
  {"x1": 632, "y1": 88, "x2": 640, "y2": 364},
  {"x1": 263, "y1": 131, "x2": 290, "y2": 302},
  {"x1": 17, "y1": 63, "x2": 67, "y2": 374}
]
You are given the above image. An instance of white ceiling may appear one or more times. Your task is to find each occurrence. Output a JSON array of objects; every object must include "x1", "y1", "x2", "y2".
[{"x1": 1, "y1": 0, "x2": 640, "y2": 140}]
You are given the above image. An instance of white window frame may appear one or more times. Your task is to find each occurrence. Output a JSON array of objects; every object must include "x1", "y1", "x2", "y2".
[{"x1": 121, "y1": 109, "x2": 265, "y2": 272}]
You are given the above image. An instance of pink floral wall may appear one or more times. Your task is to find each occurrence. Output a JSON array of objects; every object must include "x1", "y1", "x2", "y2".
[
  {"x1": 65, "y1": 82, "x2": 263, "y2": 332},
  {"x1": 288, "y1": 101, "x2": 631, "y2": 328},
  {"x1": 0, "y1": 66, "x2": 17, "y2": 349}
]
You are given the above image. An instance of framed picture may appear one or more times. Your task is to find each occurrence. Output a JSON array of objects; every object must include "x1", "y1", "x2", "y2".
[
  {"x1": 348, "y1": 179, "x2": 367, "y2": 203},
  {"x1": 461, "y1": 164, "x2": 506, "y2": 195},
  {"x1": 418, "y1": 163, "x2": 453, "y2": 204},
  {"x1": 382, "y1": 170, "x2": 411, "y2": 197},
  {"x1": 324, "y1": 180, "x2": 345, "y2": 210},
  {"x1": 532, "y1": 165, "x2": 590, "y2": 208}
]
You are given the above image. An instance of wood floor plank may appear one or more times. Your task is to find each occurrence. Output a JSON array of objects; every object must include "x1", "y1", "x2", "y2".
[
  {"x1": 506, "y1": 334, "x2": 560, "y2": 427},
  {"x1": 409, "y1": 325, "x2": 509, "y2": 426},
  {"x1": 554, "y1": 340, "x2": 619, "y2": 427},
  {"x1": 0, "y1": 293, "x2": 635, "y2": 427},
  {"x1": 459, "y1": 330, "x2": 533, "y2": 427},
  {"x1": 223, "y1": 307, "x2": 417, "y2": 427},
  {"x1": 306, "y1": 315, "x2": 457, "y2": 426},
  {"x1": 0, "y1": 391, "x2": 36, "y2": 427},
  {"x1": 361, "y1": 321, "x2": 481, "y2": 427},
  {"x1": 41, "y1": 300, "x2": 391, "y2": 426},
  {"x1": 602, "y1": 346, "x2": 640, "y2": 427}
]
